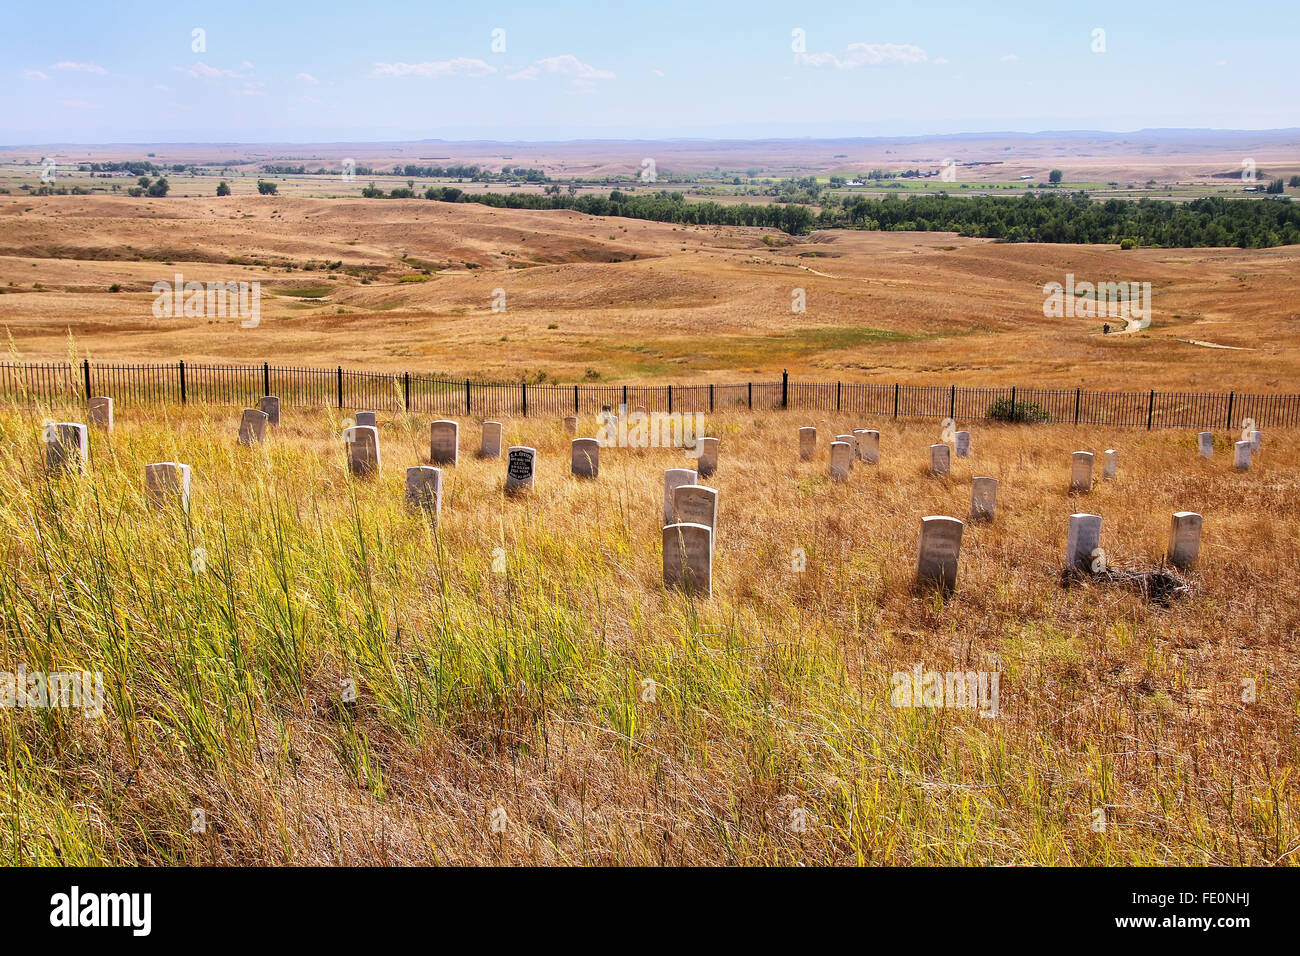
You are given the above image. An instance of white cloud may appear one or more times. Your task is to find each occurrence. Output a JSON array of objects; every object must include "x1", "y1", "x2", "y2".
[
  {"x1": 371, "y1": 58, "x2": 496, "y2": 79},
  {"x1": 651, "y1": 68, "x2": 665, "y2": 77},
  {"x1": 296, "y1": 72, "x2": 319, "y2": 84},
  {"x1": 59, "y1": 99, "x2": 101, "y2": 109},
  {"x1": 188, "y1": 61, "x2": 245, "y2": 80},
  {"x1": 932, "y1": 57, "x2": 949, "y2": 65},
  {"x1": 797, "y1": 42, "x2": 928, "y2": 69},
  {"x1": 52, "y1": 61, "x2": 106, "y2": 74},
  {"x1": 508, "y1": 54, "x2": 615, "y2": 82},
  {"x1": 22, "y1": 70, "x2": 49, "y2": 81},
  {"x1": 154, "y1": 84, "x2": 169, "y2": 91},
  {"x1": 231, "y1": 81, "x2": 266, "y2": 97},
  {"x1": 1000, "y1": 53, "x2": 1019, "y2": 62}
]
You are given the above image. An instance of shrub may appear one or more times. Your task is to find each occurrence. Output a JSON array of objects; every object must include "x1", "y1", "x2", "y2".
[
  {"x1": 987, "y1": 396, "x2": 1050, "y2": 423},
  {"x1": 108, "y1": 283, "x2": 121, "y2": 293},
  {"x1": 216, "y1": 180, "x2": 231, "y2": 196},
  {"x1": 1120, "y1": 237, "x2": 1136, "y2": 250},
  {"x1": 257, "y1": 180, "x2": 278, "y2": 196}
]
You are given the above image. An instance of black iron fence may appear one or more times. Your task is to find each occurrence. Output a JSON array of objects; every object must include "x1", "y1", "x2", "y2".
[{"x1": 2, "y1": 361, "x2": 1297, "y2": 430}]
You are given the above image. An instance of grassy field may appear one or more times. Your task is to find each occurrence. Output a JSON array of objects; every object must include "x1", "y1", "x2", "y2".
[
  {"x1": 3, "y1": 196, "x2": 1299, "y2": 389},
  {"x1": 2, "y1": 400, "x2": 1296, "y2": 864}
]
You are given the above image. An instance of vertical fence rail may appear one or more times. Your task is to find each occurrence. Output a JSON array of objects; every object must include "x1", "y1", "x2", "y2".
[{"x1": 1, "y1": 363, "x2": 1296, "y2": 429}]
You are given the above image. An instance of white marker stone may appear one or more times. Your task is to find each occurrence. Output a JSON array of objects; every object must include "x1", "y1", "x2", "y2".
[
  {"x1": 481, "y1": 421, "x2": 503, "y2": 459},
  {"x1": 829, "y1": 441, "x2": 852, "y2": 481},
  {"x1": 1070, "y1": 451, "x2": 1094, "y2": 493},
  {"x1": 429, "y1": 420, "x2": 459, "y2": 466},
  {"x1": 929, "y1": 443, "x2": 951, "y2": 477},
  {"x1": 852, "y1": 429, "x2": 871, "y2": 462},
  {"x1": 571, "y1": 437, "x2": 599, "y2": 478},
  {"x1": 145, "y1": 462, "x2": 191, "y2": 512},
  {"x1": 257, "y1": 395, "x2": 280, "y2": 427},
  {"x1": 1233, "y1": 440, "x2": 1251, "y2": 471},
  {"x1": 355, "y1": 411, "x2": 377, "y2": 428},
  {"x1": 44, "y1": 422, "x2": 89, "y2": 473},
  {"x1": 344, "y1": 425, "x2": 381, "y2": 478},
  {"x1": 1198, "y1": 432, "x2": 1214, "y2": 458},
  {"x1": 662, "y1": 522, "x2": 713, "y2": 598},
  {"x1": 860, "y1": 430, "x2": 880, "y2": 465},
  {"x1": 564, "y1": 415, "x2": 578, "y2": 435},
  {"x1": 505, "y1": 445, "x2": 537, "y2": 493},
  {"x1": 799, "y1": 426, "x2": 817, "y2": 461},
  {"x1": 836, "y1": 434, "x2": 856, "y2": 468},
  {"x1": 954, "y1": 430, "x2": 971, "y2": 458},
  {"x1": 88, "y1": 397, "x2": 113, "y2": 431},
  {"x1": 238, "y1": 408, "x2": 269, "y2": 446},
  {"x1": 672, "y1": 484, "x2": 718, "y2": 532},
  {"x1": 915, "y1": 515, "x2": 964, "y2": 593},
  {"x1": 1066, "y1": 513, "x2": 1103, "y2": 571},
  {"x1": 696, "y1": 437, "x2": 720, "y2": 478},
  {"x1": 1250, "y1": 430, "x2": 1262, "y2": 453},
  {"x1": 663, "y1": 468, "x2": 696, "y2": 525},
  {"x1": 1103, "y1": 449, "x2": 1118, "y2": 480},
  {"x1": 404, "y1": 465, "x2": 442, "y2": 518},
  {"x1": 970, "y1": 476, "x2": 998, "y2": 521},
  {"x1": 1167, "y1": 511, "x2": 1202, "y2": 570}
]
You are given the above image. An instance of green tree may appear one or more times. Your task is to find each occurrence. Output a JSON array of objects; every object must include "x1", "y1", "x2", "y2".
[
  {"x1": 146, "y1": 177, "x2": 170, "y2": 197},
  {"x1": 216, "y1": 180, "x2": 231, "y2": 196},
  {"x1": 257, "y1": 180, "x2": 278, "y2": 195},
  {"x1": 1048, "y1": 169, "x2": 1063, "y2": 185}
]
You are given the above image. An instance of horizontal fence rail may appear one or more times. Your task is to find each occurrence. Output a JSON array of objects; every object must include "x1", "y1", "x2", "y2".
[{"x1": 2, "y1": 361, "x2": 1297, "y2": 430}]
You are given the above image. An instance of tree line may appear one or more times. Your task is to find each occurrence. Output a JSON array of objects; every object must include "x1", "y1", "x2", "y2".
[{"x1": 356, "y1": 185, "x2": 1299, "y2": 247}]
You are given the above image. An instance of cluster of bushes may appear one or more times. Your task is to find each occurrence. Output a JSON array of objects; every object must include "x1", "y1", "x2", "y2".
[
  {"x1": 987, "y1": 397, "x2": 1051, "y2": 423},
  {"x1": 127, "y1": 176, "x2": 169, "y2": 198}
]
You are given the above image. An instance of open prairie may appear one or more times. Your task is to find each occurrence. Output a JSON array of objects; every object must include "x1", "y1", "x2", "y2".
[{"x1": 2, "y1": 194, "x2": 1298, "y2": 390}]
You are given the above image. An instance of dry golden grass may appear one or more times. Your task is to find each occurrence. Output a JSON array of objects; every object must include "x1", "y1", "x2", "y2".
[
  {"x1": 1, "y1": 196, "x2": 1298, "y2": 390},
  {"x1": 2, "y1": 400, "x2": 1297, "y2": 864}
]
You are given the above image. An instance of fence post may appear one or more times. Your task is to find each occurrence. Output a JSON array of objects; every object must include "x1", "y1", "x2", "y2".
[
  {"x1": 893, "y1": 383, "x2": 899, "y2": 419},
  {"x1": 709, "y1": 383, "x2": 714, "y2": 412},
  {"x1": 179, "y1": 360, "x2": 186, "y2": 405},
  {"x1": 1074, "y1": 388, "x2": 1081, "y2": 426},
  {"x1": 1011, "y1": 386, "x2": 1016, "y2": 417},
  {"x1": 949, "y1": 384, "x2": 956, "y2": 419},
  {"x1": 337, "y1": 366, "x2": 343, "y2": 408},
  {"x1": 573, "y1": 384, "x2": 579, "y2": 413},
  {"x1": 465, "y1": 378, "x2": 471, "y2": 415},
  {"x1": 82, "y1": 359, "x2": 91, "y2": 401},
  {"x1": 1225, "y1": 392, "x2": 1234, "y2": 430},
  {"x1": 668, "y1": 384, "x2": 673, "y2": 414},
  {"x1": 1147, "y1": 390, "x2": 1155, "y2": 429},
  {"x1": 622, "y1": 384, "x2": 628, "y2": 410},
  {"x1": 522, "y1": 382, "x2": 528, "y2": 417},
  {"x1": 747, "y1": 382, "x2": 752, "y2": 410},
  {"x1": 781, "y1": 369, "x2": 788, "y2": 409},
  {"x1": 263, "y1": 361, "x2": 270, "y2": 397},
  {"x1": 836, "y1": 381, "x2": 841, "y2": 412}
]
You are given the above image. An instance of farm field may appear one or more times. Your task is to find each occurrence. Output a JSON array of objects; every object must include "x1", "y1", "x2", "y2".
[{"x1": 3, "y1": 402, "x2": 1297, "y2": 864}]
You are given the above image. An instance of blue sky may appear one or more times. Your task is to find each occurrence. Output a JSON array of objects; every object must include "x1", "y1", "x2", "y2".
[{"x1": 3, "y1": 0, "x2": 1296, "y2": 143}]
